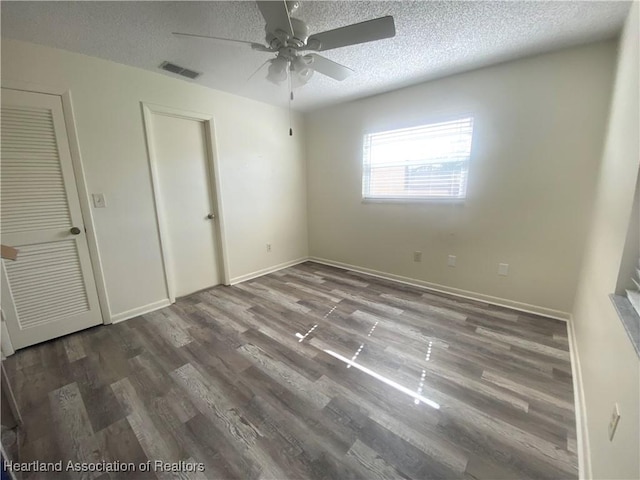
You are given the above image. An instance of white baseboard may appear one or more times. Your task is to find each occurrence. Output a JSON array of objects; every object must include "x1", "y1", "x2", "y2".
[
  {"x1": 567, "y1": 316, "x2": 592, "y2": 479},
  {"x1": 308, "y1": 256, "x2": 571, "y2": 321},
  {"x1": 110, "y1": 257, "x2": 307, "y2": 321},
  {"x1": 229, "y1": 257, "x2": 309, "y2": 285},
  {"x1": 110, "y1": 298, "x2": 172, "y2": 324}
]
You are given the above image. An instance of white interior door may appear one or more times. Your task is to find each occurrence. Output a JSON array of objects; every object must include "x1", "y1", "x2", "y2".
[
  {"x1": 1, "y1": 88, "x2": 102, "y2": 349},
  {"x1": 150, "y1": 113, "x2": 221, "y2": 298}
]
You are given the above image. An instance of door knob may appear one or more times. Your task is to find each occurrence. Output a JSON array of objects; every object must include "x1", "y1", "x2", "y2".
[
  {"x1": 206, "y1": 213, "x2": 215, "y2": 220},
  {"x1": 70, "y1": 227, "x2": 81, "y2": 235}
]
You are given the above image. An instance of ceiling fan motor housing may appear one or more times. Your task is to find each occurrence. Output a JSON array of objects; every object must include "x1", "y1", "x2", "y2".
[{"x1": 266, "y1": 17, "x2": 310, "y2": 50}]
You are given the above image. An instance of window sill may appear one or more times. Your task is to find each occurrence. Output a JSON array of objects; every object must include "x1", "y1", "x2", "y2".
[
  {"x1": 362, "y1": 197, "x2": 466, "y2": 205},
  {"x1": 610, "y1": 294, "x2": 640, "y2": 358}
]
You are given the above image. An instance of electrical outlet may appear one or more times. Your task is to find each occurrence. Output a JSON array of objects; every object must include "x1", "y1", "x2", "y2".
[
  {"x1": 498, "y1": 263, "x2": 509, "y2": 276},
  {"x1": 448, "y1": 255, "x2": 456, "y2": 267},
  {"x1": 413, "y1": 251, "x2": 422, "y2": 263},
  {"x1": 608, "y1": 403, "x2": 620, "y2": 441},
  {"x1": 266, "y1": 243, "x2": 272, "y2": 253},
  {"x1": 92, "y1": 193, "x2": 106, "y2": 208}
]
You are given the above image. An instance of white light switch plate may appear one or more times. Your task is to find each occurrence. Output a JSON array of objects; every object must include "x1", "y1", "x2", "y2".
[
  {"x1": 498, "y1": 263, "x2": 509, "y2": 276},
  {"x1": 413, "y1": 251, "x2": 422, "y2": 263},
  {"x1": 92, "y1": 193, "x2": 106, "y2": 208},
  {"x1": 448, "y1": 255, "x2": 456, "y2": 267}
]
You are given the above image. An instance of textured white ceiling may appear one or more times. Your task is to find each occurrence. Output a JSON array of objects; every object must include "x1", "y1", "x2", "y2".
[{"x1": 1, "y1": 1, "x2": 631, "y2": 111}]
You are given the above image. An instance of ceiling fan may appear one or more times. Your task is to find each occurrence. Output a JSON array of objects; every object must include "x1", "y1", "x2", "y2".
[{"x1": 172, "y1": 1, "x2": 396, "y2": 87}]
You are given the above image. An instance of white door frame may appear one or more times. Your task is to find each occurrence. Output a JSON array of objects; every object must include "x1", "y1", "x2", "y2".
[
  {"x1": 0, "y1": 80, "x2": 111, "y2": 329},
  {"x1": 141, "y1": 102, "x2": 230, "y2": 303}
]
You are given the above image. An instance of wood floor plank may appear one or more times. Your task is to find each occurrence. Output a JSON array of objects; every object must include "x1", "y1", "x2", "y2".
[
  {"x1": 79, "y1": 382, "x2": 128, "y2": 434},
  {"x1": 144, "y1": 310, "x2": 193, "y2": 348},
  {"x1": 184, "y1": 412, "x2": 259, "y2": 480},
  {"x1": 464, "y1": 452, "x2": 529, "y2": 480},
  {"x1": 63, "y1": 334, "x2": 87, "y2": 363},
  {"x1": 358, "y1": 415, "x2": 461, "y2": 480},
  {"x1": 19, "y1": 434, "x2": 72, "y2": 480},
  {"x1": 238, "y1": 365, "x2": 356, "y2": 457},
  {"x1": 94, "y1": 417, "x2": 150, "y2": 480},
  {"x1": 239, "y1": 389, "x2": 364, "y2": 480},
  {"x1": 314, "y1": 375, "x2": 467, "y2": 474},
  {"x1": 111, "y1": 377, "x2": 184, "y2": 463},
  {"x1": 171, "y1": 363, "x2": 289, "y2": 480},
  {"x1": 476, "y1": 327, "x2": 571, "y2": 361},
  {"x1": 481, "y1": 370, "x2": 574, "y2": 412},
  {"x1": 49, "y1": 382, "x2": 101, "y2": 480}
]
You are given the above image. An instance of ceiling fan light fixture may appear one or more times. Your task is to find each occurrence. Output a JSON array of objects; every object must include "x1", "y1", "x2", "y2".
[
  {"x1": 292, "y1": 55, "x2": 314, "y2": 84},
  {"x1": 267, "y1": 56, "x2": 289, "y2": 84}
]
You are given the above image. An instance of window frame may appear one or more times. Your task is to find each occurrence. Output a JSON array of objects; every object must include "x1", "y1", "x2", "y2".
[{"x1": 361, "y1": 116, "x2": 475, "y2": 203}]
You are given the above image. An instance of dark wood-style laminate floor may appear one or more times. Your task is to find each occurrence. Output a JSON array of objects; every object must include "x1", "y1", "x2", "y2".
[{"x1": 2, "y1": 262, "x2": 578, "y2": 480}]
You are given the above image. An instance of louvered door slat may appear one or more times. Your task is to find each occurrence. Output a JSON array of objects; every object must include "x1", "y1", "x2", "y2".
[
  {"x1": 2, "y1": 188, "x2": 68, "y2": 194},
  {"x1": 18, "y1": 295, "x2": 88, "y2": 317},
  {"x1": 0, "y1": 166, "x2": 65, "y2": 173},
  {"x1": 2, "y1": 208, "x2": 74, "y2": 218},
  {"x1": 10, "y1": 259, "x2": 83, "y2": 275},
  {"x1": 1, "y1": 177, "x2": 64, "y2": 182},
  {"x1": 2, "y1": 137, "x2": 57, "y2": 145},
  {"x1": 15, "y1": 291, "x2": 88, "y2": 313},
  {"x1": 2, "y1": 132, "x2": 58, "y2": 140},
  {"x1": 9, "y1": 256, "x2": 83, "y2": 275},
  {"x1": 18, "y1": 296, "x2": 88, "y2": 316},
  {"x1": 2, "y1": 115, "x2": 56, "y2": 122},
  {"x1": 10, "y1": 275, "x2": 86, "y2": 291},
  {"x1": 2, "y1": 142, "x2": 60, "y2": 149},
  {"x1": 2, "y1": 152, "x2": 62, "y2": 159}
]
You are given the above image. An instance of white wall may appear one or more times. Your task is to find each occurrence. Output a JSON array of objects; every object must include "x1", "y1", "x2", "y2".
[
  {"x1": 306, "y1": 42, "x2": 616, "y2": 316},
  {"x1": 1, "y1": 39, "x2": 308, "y2": 321},
  {"x1": 572, "y1": 3, "x2": 640, "y2": 479}
]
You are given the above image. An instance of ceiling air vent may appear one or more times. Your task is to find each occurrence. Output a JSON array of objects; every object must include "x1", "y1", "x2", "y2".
[{"x1": 159, "y1": 61, "x2": 201, "y2": 79}]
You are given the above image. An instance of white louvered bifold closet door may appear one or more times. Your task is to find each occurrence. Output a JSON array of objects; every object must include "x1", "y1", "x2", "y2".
[{"x1": 1, "y1": 88, "x2": 102, "y2": 349}]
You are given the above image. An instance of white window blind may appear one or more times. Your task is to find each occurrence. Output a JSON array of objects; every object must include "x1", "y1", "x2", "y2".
[{"x1": 362, "y1": 117, "x2": 474, "y2": 200}]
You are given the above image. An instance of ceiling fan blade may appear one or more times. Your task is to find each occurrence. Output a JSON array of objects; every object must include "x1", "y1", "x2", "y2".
[
  {"x1": 305, "y1": 54, "x2": 353, "y2": 81},
  {"x1": 246, "y1": 59, "x2": 272, "y2": 83},
  {"x1": 306, "y1": 16, "x2": 395, "y2": 52},
  {"x1": 256, "y1": 1, "x2": 294, "y2": 36},
  {"x1": 172, "y1": 32, "x2": 271, "y2": 51}
]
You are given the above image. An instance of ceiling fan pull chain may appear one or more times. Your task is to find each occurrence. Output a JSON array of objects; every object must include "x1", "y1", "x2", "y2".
[{"x1": 288, "y1": 66, "x2": 293, "y2": 136}]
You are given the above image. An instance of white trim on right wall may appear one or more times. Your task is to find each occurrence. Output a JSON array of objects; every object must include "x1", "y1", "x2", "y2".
[{"x1": 567, "y1": 316, "x2": 593, "y2": 480}]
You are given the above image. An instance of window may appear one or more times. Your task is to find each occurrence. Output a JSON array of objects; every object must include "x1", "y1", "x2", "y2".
[{"x1": 362, "y1": 117, "x2": 474, "y2": 200}]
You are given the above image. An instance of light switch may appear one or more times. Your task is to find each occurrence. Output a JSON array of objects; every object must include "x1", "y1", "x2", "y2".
[
  {"x1": 92, "y1": 193, "x2": 106, "y2": 208},
  {"x1": 498, "y1": 263, "x2": 509, "y2": 276}
]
